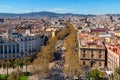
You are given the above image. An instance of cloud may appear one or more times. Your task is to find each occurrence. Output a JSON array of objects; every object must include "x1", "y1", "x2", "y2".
[
  {"x1": 0, "y1": 4, "x2": 13, "y2": 9},
  {"x1": 46, "y1": 8, "x2": 78, "y2": 13}
]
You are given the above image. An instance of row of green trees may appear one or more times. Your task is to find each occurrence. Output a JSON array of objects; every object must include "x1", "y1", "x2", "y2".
[
  {"x1": 30, "y1": 22, "x2": 85, "y2": 79},
  {"x1": 63, "y1": 22, "x2": 82, "y2": 79},
  {"x1": 31, "y1": 24, "x2": 71, "y2": 79},
  {"x1": 0, "y1": 57, "x2": 31, "y2": 76}
]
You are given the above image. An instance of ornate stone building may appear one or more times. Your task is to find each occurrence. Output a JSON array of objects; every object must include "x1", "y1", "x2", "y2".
[{"x1": 77, "y1": 32, "x2": 107, "y2": 70}]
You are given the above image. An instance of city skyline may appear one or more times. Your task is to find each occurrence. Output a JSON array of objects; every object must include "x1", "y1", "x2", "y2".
[{"x1": 0, "y1": 0, "x2": 120, "y2": 14}]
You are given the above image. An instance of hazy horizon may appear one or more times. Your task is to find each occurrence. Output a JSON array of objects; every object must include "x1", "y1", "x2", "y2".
[
  {"x1": 0, "y1": 0, "x2": 120, "y2": 15},
  {"x1": 0, "y1": 11, "x2": 120, "y2": 15}
]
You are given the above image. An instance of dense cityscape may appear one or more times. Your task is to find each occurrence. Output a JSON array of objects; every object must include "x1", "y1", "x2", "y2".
[
  {"x1": 0, "y1": 0, "x2": 120, "y2": 80},
  {"x1": 0, "y1": 12, "x2": 120, "y2": 80}
]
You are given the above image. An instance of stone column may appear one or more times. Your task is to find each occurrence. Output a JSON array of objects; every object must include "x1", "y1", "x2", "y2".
[
  {"x1": 7, "y1": 45, "x2": 9, "y2": 58},
  {"x1": 3, "y1": 44, "x2": 4, "y2": 58},
  {"x1": 11, "y1": 44, "x2": 13, "y2": 58},
  {"x1": 15, "y1": 44, "x2": 17, "y2": 57}
]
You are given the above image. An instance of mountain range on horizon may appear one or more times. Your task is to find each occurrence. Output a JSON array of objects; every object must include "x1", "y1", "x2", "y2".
[{"x1": 0, "y1": 11, "x2": 120, "y2": 18}]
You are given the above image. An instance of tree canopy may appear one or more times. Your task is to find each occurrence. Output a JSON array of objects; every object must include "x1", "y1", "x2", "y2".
[
  {"x1": 63, "y1": 22, "x2": 82, "y2": 78},
  {"x1": 87, "y1": 68, "x2": 105, "y2": 80},
  {"x1": 31, "y1": 23, "x2": 72, "y2": 78},
  {"x1": 114, "y1": 67, "x2": 120, "y2": 80}
]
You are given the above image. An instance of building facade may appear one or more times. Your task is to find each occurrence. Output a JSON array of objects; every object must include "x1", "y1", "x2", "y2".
[
  {"x1": 77, "y1": 31, "x2": 107, "y2": 70},
  {"x1": 0, "y1": 29, "x2": 44, "y2": 59},
  {"x1": 79, "y1": 46, "x2": 106, "y2": 70},
  {"x1": 106, "y1": 45, "x2": 120, "y2": 71}
]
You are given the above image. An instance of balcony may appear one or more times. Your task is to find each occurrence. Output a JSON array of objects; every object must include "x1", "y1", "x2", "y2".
[{"x1": 80, "y1": 58, "x2": 105, "y2": 61}]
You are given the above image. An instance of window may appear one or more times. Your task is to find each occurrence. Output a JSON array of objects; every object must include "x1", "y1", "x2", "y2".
[
  {"x1": 17, "y1": 44, "x2": 19, "y2": 53},
  {"x1": 99, "y1": 55, "x2": 102, "y2": 58},
  {"x1": 99, "y1": 51, "x2": 102, "y2": 58},
  {"x1": 9, "y1": 45, "x2": 11, "y2": 53},
  {"x1": 83, "y1": 50, "x2": 85, "y2": 53},
  {"x1": 21, "y1": 50, "x2": 23, "y2": 53},
  {"x1": 0, "y1": 45, "x2": 3, "y2": 53},
  {"x1": 91, "y1": 63, "x2": 93, "y2": 67},
  {"x1": 4, "y1": 45, "x2": 7, "y2": 54},
  {"x1": 83, "y1": 54, "x2": 86, "y2": 58},
  {"x1": 91, "y1": 51, "x2": 93, "y2": 54},
  {"x1": 13, "y1": 45, "x2": 15, "y2": 53},
  {"x1": 83, "y1": 61, "x2": 86, "y2": 65},
  {"x1": 99, "y1": 62, "x2": 101, "y2": 66},
  {"x1": 21, "y1": 46, "x2": 23, "y2": 48},
  {"x1": 91, "y1": 53, "x2": 94, "y2": 58}
]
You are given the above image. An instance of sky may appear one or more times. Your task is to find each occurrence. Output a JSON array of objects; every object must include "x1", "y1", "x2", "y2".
[{"x1": 0, "y1": 0, "x2": 120, "y2": 14}]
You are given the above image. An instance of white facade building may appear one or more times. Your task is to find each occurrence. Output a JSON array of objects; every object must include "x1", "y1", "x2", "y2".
[{"x1": 0, "y1": 29, "x2": 44, "y2": 59}]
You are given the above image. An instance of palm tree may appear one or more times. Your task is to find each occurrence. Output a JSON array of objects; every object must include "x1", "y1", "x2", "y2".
[
  {"x1": 0, "y1": 60, "x2": 3, "y2": 68},
  {"x1": 5, "y1": 60, "x2": 10, "y2": 76},
  {"x1": 13, "y1": 59, "x2": 22, "y2": 70},
  {"x1": 23, "y1": 57, "x2": 31, "y2": 72}
]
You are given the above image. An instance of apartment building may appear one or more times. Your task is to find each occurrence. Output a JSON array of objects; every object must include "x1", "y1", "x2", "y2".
[
  {"x1": 106, "y1": 38, "x2": 120, "y2": 71},
  {"x1": 77, "y1": 31, "x2": 107, "y2": 70},
  {"x1": 0, "y1": 28, "x2": 44, "y2": 59}
]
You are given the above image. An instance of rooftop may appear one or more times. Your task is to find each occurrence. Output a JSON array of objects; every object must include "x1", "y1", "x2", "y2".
[
  {"x1": 106, "y1": 45, "x2": 120, "y2": 55},
  {"x1": 78, "y1": 33, "x2": 105, "y2": 49}
]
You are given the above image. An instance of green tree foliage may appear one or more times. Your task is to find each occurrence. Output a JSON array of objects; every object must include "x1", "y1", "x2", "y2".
[
  {"x1": 31, "y1": 42, "x2": 55, "y2": 78},
  {"x1": 13, "y1": 59, "x2": 23, "y2": 70},
  {"x1": 37, "y1": 44, "x2": 55, "y2": 62},
  {"x1": 31, "y1": 58, "x2": 50, "y2": 78},
  {"x1": 63, "y1": 22, "x2": 82, "y2": 78},
  {"x1": 87, "y1": 68, "x2": 105, "y2": 80},
  {"x1": 23, "y1": 57, "x2": 31, "y2": 72},
  {"x1": 7, "y1": 72, "x2": 16, "y2": 80},
  {"x1": 31, "y1": 22, "x2": 80, "y2": 79},
  {"x1": 7, "y1": 70, "x2": 22, "y2": 80},
  {"x1": 64, "y1": 22, "x2": 77, "y2": 50},
  {"x1": 47, "y1": 36, "x2": 58, "y2": 45},
  {"x1": 56, "y1": 28, "x2": 70, "y2": 40},
  {"x1": 5, "y1": 60, "x2": 10, "y2": 76},
  {"x1": 114, "y1": 67, "x2": 120, "y2": 80},
  {"x1": 64, "y1": 51, "x2": 81, "y2": 78},
  {"x1": 31, "y1": 24, "x2": 71, "y2": 78},
  {"x1": 0, "y1": 77, "x2": 2, "y2": 80}
]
